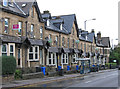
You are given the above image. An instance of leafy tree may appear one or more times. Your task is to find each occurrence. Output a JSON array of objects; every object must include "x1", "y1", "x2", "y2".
[{"x1": 109, "y1": 45, "x2": 120, "y2": 65}]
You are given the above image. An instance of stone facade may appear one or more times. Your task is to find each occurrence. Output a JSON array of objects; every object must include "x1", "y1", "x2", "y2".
[{"x1": 0, "y1": 0, "x2": 111, "y2": 71}]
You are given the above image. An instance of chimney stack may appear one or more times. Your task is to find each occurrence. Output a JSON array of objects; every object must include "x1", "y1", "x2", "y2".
[
  {"x1": 91, "y1": 29, "x2": 95, "y2": 33},
  {"x1": 97, "y1": 31, "x2": 101, "y2": 40},
  {"x1": 43, "y1": 10, "x2": 50, "y2": 14}
]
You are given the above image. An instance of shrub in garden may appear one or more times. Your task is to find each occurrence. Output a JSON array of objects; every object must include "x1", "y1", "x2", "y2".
[
  {"x1": 14, "y1": 69, "x2": 22, "y2": 79},
  {"x1": 1, "y1": 56, "x2": 16, "y2": 75}
]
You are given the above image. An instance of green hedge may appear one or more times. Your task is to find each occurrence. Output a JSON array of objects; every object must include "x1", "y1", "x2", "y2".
[
  {"x1": 1, "y1": 56, "x2": 16, "y2": 75},
  {"x1": 105, "y1": 63, "x2": 117, "y2": 68}
]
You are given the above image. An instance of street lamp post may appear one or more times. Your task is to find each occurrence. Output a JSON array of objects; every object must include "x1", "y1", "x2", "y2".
[{"x1": 84, "y1": 18, "x2": 96, "y2": 31}]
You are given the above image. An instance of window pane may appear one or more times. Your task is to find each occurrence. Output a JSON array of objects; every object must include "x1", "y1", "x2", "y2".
[
  {"x1": 2, "y1": 53, "x2": 7, "y2": 56},
  {"x1": 18, "y1": 22, "x2": 22, "y2": 35},
  {"x1": 49, "y1": 52, "x2": 51, "y2": 58},
  {"x1": 18, "y1": 49, "x2": 20, "y2": 59},
  {"x1": 4, "y1": 18, "x2": 8, "y2": 33},
  {"x1": 29, "y1": 47, "x2": 33, "y2": 52},
  {"x1": 49, "y1": 59, "x2": 51, "y2": 64},
  {"x1": 40, "y1": 27, "x2": 43, "y2": 39},
  {"x1": 35, "y1": 53, "x2": 38, "y2": 59},
  {"x1": 31, "y1": 25, "x2": 34, "y2": 32},
  {"x1": 10, "y1": 53, "x2": 13, "y2": 56},
  {"x1": 2, "y1": 45, "x2": 7, "y2": 52},
  {"x1": 40, "y1": 50, "x2": 42, "y2": 59},
  {"x1": 5, "y1": 19, "x2": 8, "y2": 26},
  {"x1": 29, "y1": 54, "x2": 33, "y2": 59},
  {"x1": 35, "y1": 47, "x2": 38, "y2": 52},
  {"x1": 63, "y1": 59, "x2": 65, "y2": 63},
  {"x1": 10, "y1": 45, "x2": 13, "y2": 52}
]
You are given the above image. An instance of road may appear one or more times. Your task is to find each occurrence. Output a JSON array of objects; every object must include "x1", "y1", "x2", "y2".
[{"x1": 20, "y1": 69, "x2": 119, "y2": 89}]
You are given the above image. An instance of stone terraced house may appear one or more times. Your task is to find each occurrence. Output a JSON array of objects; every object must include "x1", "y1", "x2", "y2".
[{"x1": 0, "y1": 0, "x2": 111, "y2": 71}]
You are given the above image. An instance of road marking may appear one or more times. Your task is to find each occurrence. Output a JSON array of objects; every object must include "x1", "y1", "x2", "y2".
[{"x1": 85, "y1": 81, "x2": 91, "y2": 83}]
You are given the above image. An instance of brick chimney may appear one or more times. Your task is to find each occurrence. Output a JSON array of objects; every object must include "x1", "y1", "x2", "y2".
[
  {"x1": 97, "y1": 31, "x2": 101, "y2": 44},
  {"x1": 97, "y1": 31, "x2": 101, "y2": 39},
  {"x1": 91, "y1": 29, "x2": 95, "y2": 33},
  {"x1": 43, "y1": 10, "x2": 50, "y2": 14}
]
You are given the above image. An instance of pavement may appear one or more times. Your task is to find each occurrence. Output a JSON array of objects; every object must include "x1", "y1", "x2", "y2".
[{"x1": 1, "y1": 69, "x2": 117, "y2": 88}]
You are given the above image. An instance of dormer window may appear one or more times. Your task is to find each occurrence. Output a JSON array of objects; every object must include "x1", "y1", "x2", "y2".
[
  {"x1": 47, "y1": 19, "x2": 50, "y2": 26},
  {"x1": 3, "y1": 0, "x2": 8, "y2": 7},
  {"x1": 22, "y1": 3, "x2": 27, "y2": 8},
  {"x1": 60, "y1": 24, "x2": 62, "y2": 30}
]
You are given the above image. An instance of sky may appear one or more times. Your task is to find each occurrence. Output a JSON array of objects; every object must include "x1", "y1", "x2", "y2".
[{"x1": 37, "y1": 0, "x2": 119, "y2": 45}]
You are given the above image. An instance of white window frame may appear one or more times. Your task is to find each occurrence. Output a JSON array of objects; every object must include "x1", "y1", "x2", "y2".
[
  {"x1": 61, "y1": 53, "x2": 68, "y2": 64},
  {"x1": 28, "y1": 46, "x2": 39, "y2": 61},
  {"x1": 72, "y1": 53, "x2": 78, "y2": 63},
  {"x1": 48, "y1": 52, "x2": 56, "y2": 66},
  {"x1": 1, "y1": 44, "x2": 7, "y2": 56}
]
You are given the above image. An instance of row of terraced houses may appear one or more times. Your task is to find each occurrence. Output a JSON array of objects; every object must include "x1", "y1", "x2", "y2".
[{"x1": 0, "y1": 0, "x2": 110, "y2": 70}]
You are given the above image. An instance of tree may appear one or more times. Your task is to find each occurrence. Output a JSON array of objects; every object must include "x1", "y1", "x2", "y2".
[{"x1": 109, "y1": 45, "x2": 120, "y2": 65}]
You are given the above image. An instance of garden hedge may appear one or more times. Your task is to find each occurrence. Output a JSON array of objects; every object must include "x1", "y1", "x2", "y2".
[{"x1": 1, "y1": 56, "x2": 16, "y2": 75}]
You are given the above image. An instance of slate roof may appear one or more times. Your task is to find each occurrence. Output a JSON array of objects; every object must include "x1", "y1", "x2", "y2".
[
  {"x1": 78, "y1": 29, "x2": 94, "y2": 43},
  {"x1": 101, "y1": 37, "x2": 111, "y2": 47},
  {"x1": 42, "y1": 14, "x2": 78, "y2": 35},
  {"x1": 87, "y1": 32, "x2": 96, "y2": 43},
  {"x1": 0, "y1": 0, "x2": 43, "y2": 22},
  {"x1": 29, "y1": 39, "x2": 43, "y2": 46},
  {"x1": 0, "y1": 35, "x2": 21, "y2": 43}
]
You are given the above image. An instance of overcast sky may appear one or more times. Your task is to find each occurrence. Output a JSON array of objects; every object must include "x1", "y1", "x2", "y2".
[{"x1": 37, "y1": 0, "x2": 119, "y2": 45}]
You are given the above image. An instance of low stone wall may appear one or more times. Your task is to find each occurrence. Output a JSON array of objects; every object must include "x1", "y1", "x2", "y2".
[
  {"x1": 2, "y1": 75, "x2": 14, "y2": 84},
  {"x1": 22, "y1": 72, "x2": 44, "y2": 80}
]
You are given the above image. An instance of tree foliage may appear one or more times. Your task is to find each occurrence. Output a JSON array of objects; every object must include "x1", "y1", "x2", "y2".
[{"x1": 109, "y1": 45, "x2": 120, "y2": 65}]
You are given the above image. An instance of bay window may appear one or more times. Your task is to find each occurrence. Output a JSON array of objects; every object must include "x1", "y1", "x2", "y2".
[
  {"x1": 72, "y1": 54, "x2": 78, "y2": 63},
  {"x1": 48, "y1": 52, "x2": 56, "y2": 65},
  {"x1": 29, "y1": 46, "x2": 39, "y2": 61}
]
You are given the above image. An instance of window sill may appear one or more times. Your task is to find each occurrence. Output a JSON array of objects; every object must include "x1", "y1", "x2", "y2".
[
  {"x1": 47, "y1": 64, "x2": 56, "y2": 66},
  {"x1": 29, "y1": 60, "x2": 39, "y2": 62},
  {"x1": 72, "y1": 62, "x2": 78, "y2": 64},
  {"x1": 62, "y1": 63, "x2": 68, "y2": 65}
]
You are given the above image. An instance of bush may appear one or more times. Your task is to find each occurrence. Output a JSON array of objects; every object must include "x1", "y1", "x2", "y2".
[
  {"x1": 1, "y1": 56, "x2": 16, "y2": 75},
  {"x1": 105, "y1": 63, "x2": 117, "y2": 68},
  {"x1": 14, "y1": 69, "x2": 22, "y2": 79}
]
